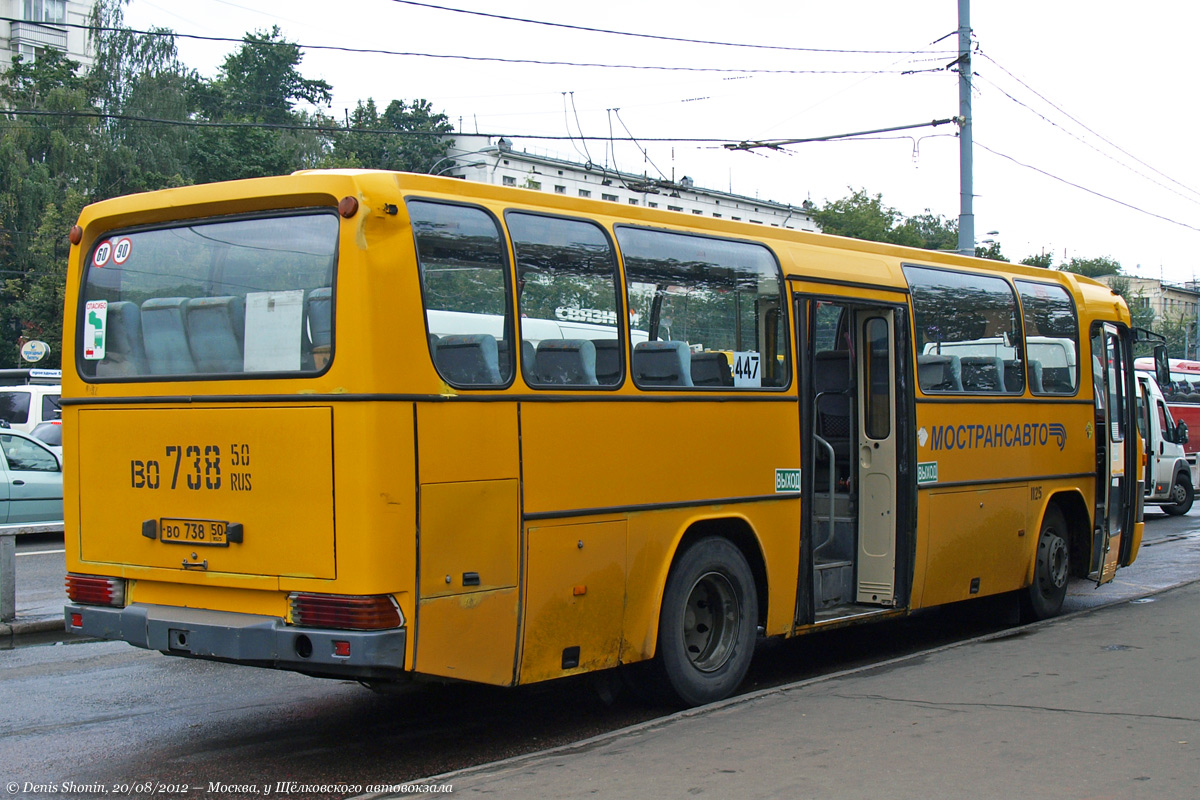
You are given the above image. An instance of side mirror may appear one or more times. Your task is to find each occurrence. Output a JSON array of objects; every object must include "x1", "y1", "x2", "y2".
[
  {"x1": 1154, "y1": 343, "x2": 1171, "y2": 390},
  {"x1": 1177, "y1": 420, "x2": 1189, "y2": 445}
]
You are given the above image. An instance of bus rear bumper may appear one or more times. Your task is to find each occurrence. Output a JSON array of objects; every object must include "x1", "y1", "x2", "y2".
[{"x1": 65, "y1": 603, "x2": 407, "y2": 679}]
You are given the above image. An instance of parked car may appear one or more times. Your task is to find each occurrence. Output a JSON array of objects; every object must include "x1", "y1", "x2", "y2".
[
  {"x1": 29, "y1": 420, "x2": 63, "y2": 456},
  {"x1": 0, "y1": 428, "x2": 63, "y2": 525}
]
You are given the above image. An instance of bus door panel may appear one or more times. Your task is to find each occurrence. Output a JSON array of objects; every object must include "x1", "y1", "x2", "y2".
[
  {"x1": 856, "y1": 310, "x2": 897, "y2": 605},
  {"x1": 1090, "y1": 323, "x2": 1134, "y2": 585},
  {"x1": 415, "y1": 403, "x2": 521, "y2": 685},
  {"x1": 794, "y1": 290, "x2": 905, "y2": 625}
]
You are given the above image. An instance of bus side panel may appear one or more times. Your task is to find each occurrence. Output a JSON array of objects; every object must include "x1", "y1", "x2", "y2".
[
  {"x1": 520, "y1": 401, "x2": 799, "y2": 517},
  {"x1": 913, "y1": 401, "x2": 1094, "y2": 606},
  {"x1": 414, "y1": 403, "x2": 521, "y2": 685},
  {"x1": 520, "y1": 519, "x2": 627, "y2": 684},
  {"x1": 921, "y1": 486, "x2": 1028, "y2": 606}
]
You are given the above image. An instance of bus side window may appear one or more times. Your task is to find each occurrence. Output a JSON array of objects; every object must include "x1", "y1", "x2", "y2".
[
  {"x1": 617, "y1": 226, "x2": 789, "y2": 391},
  {"x1": 409, "y1": 201, "x2": 513, "y2": 388},
  {"x1": 507, "y1": 213, "x2": 622, "y2": 389}
]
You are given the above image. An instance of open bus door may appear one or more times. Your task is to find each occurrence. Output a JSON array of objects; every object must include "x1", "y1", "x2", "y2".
[{"x1": 1090, "y1": 323, "x2": 1139, "y2": 585}]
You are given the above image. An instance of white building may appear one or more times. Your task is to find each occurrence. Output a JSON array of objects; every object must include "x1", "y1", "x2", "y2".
[
  {"x1": 1, "y1": 0, "x2": 93, "y2": 71},
  {"x1": 439, "y1": 135, "x2": 819, "y2": 233}
]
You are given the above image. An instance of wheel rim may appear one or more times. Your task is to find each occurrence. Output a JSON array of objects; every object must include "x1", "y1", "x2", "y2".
[
  {"x1": 1171, "y1": 481, "x2": 1188, "y2": 504},
  {"x1": 682, "y1": 571, "x2": 740, "y2": 672},
  {"x1": 1038, "y1": 531, "x2": 1069, "y2": 592}
]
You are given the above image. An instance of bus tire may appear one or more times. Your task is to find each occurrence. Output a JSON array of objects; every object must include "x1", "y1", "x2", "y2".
[
  {"x1": 1021, "y1": 506, "x2": 1070, "y2": 621},
  {"x1": 652, "y1": 537, "x2": 757, "y2": 707},
  {"x1": 1162, "y1": 473, "x2": 1194, "y2": 516}
]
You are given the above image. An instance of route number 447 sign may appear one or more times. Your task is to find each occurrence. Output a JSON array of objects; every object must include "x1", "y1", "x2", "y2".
[{"x1": 732, "y1": 351, "x2": 761, "y2": 388}]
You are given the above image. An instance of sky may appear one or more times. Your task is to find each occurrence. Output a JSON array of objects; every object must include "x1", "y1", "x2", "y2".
[{"x1": 121, "y1": 0, "x2": 1200, "y2": 282}]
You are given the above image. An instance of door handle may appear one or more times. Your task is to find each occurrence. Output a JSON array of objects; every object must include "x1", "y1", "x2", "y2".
[{"x1": 12, "y1": 479, "x2": 24, "y2": 485}]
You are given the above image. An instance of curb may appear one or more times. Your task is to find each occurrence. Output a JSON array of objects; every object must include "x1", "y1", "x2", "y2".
[{"x1": 0, "y1": 615, "x2": 66, "y2": 647}]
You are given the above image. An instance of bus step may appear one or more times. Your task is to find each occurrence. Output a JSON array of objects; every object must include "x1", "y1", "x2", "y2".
[{"x1": 814, "y1": 559, "x2": 854, "y2": 609}]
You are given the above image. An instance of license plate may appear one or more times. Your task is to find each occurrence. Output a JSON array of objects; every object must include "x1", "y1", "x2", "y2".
[{"x1": 160, "y1": 518, "x2": 228, "y2": 547}]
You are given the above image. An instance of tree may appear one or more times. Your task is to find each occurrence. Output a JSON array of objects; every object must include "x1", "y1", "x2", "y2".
[
  {"x1": 0, "y1": 48, "x2": 97, "y2": 366},
  {"x1": 88, "y1": 0, "x2": 196, "y2": 197},
  {"x1": 330, "y1": 98, "x2": 454, "y2": 173},
  {"x1": 811, "y1": 190, "x2": 959, "y2": 251},
  {"x1": 1060, "y1": 255, "x2": 1122, "y2": 278},
  {"x1": 207, "y1": 26, "x2": 331, "y2": 124},
  {"x1": 1020, "y1": 252, "x2": 1054, "y2": 269},
  {"x1": 974, "y1": 241, "x2": 1010, "y2": 262}
]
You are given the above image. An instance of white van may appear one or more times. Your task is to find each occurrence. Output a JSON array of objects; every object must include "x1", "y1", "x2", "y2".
[
  {"x1": 0, "y1": 369, "x2": 62, "y2": 435},
  {"x1": 1137, "y1": 372, "x2": 1193, "y2": 515}
]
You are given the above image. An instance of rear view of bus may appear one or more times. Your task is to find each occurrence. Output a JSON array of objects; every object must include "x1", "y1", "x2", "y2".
[{"x1": 63, "y1": 175, "x2": 409, "y2": 680}]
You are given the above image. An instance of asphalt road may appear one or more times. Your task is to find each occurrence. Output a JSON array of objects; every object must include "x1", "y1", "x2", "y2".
[{"x1": 3, "y1": 511, "x2": 1198, "y2": 798}]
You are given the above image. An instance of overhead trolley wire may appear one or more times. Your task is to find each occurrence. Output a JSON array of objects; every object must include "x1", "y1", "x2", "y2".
[
  {"x1": 387, "y1": 0, "x2": 958, "y2": 55},
  {"x1": 978, "y1": 51, "x2": 1200, "y2": 201},
  {"x1": 975, "y1": 141, "x2": 1200, "y2": 234},
  {"x1": 0, "y1": 17, "x2": 941, "y2": 75}
]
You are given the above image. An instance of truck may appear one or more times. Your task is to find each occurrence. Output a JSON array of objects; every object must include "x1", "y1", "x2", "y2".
[
  {"x1": 1136, "y1": 371, "x2": 1193, "y2": 515},
  {"x1": 1135, "y1": 357, "x2": 1200, "y2": 490}
]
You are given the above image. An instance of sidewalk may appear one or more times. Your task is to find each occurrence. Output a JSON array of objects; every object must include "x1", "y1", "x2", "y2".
[
  {"x1": 0, "y1": 527, "x2": 68, "y2": 647},
  {"x1": 395, "y1": 580, "x2": 1200, "y2": 799}
]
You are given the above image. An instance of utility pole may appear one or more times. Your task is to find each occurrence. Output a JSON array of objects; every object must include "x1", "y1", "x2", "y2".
[{"x1": 956, "y1": 0, "x2": 974, "y2": 256}]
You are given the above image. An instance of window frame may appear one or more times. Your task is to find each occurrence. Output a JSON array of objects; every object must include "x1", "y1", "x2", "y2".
[
  {"x1": 1014, "y1": 277, "x2": 1081, "y2": 398},
  {"x1": 76, "y1": 207, "x2": 341, "y2": 384},
  {"x1": 614, "y1": 223, "x2": 792, "y2": 393},
  {"x1": 504, "y1": 209, "x2": 627, "y2": 392},
  {"x1": 904, "y1": 263, "x2": 1026, "y2": 396},
  {"x1": 408, "y1": 197, "x2": 517, "y2": 391}
]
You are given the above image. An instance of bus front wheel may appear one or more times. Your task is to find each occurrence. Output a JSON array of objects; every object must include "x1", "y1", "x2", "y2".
[
  {"x1": 1162, "y1": 474, "x2": 1194, "y2": 516},
  {"x1": 652, "y1": 537, "x2": 757, "y2": 707},
  {"x1": 1022, "y1": 507, "x2": 1070, "y2": 621}
]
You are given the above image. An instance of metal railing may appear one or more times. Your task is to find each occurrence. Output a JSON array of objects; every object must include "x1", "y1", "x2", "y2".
[{"x1": 0, "y1": 522, "x2": 64, "y2": 622}]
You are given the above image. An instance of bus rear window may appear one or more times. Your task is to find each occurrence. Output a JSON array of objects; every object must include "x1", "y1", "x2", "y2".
[{"x1": 78, "y1": 211, "x2": 339, "y2": 380}]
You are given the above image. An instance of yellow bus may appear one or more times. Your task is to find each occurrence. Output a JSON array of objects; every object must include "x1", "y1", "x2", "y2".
[{"x1": 63, "y1": 170, "x2": 1145, "y2": 706}]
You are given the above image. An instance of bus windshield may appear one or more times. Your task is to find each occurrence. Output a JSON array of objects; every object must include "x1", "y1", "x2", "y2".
[{"x1": 78, "y1": 211, "x2": 339, "y2": 379}]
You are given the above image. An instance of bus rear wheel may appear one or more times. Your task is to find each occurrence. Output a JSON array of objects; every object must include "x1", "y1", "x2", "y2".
[
  {"x1": 1162, "y1": 474, "x2": 1194, "y2": 516},
  {"x1": 1021, "y1": 507, "x2": 1070, "y2": 621},
  {"x1": 652, "y1": 537, "x2": 757, "y2": 707}
]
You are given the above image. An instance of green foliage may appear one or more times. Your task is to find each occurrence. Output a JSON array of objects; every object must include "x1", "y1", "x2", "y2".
[
  {"x1": 974, "y1": 241, "x2": 1010, "y2": 262},
  {"x1": 1020, "y1": 252, "x2": 1055, "y2": 269},
  {"x1": 811, "y1": 189, "x2": 958, "y2": 251},
  {"x1": 0, "y1": 1, "x2": 455, "y2": 366},
  {"x1": 1059, "y1": 255, "x2": 1122, "y2": 277},
  {"x1": 330, "y1": 98, "x2": 454, "y2": 172},
  {"x1": 1106, "y1": 276, "x2": 1156, "y2": 331}
]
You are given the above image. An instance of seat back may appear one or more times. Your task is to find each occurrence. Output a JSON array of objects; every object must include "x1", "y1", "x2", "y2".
[
  {"x1": 96, "y1": 301, "x2": 147, "y2": 377},
  {"x1": 185, "y1": 296, "x2": 245, "y2": 373},
  {"x1": 813, "y1": 350, "x2": 851, "y2": 440},
  {"x1": 633, "y1": 341, "x2": 694, "y2": 387},
  {"x1": 592, "y1": 339, "x2": 622, "y2": 385},
  {"x1": 1002, "y1": 359, "x2": 1025, "y2": 394},
  {"x1": 532, "y1": 339, "x2": 599, "y2": 386},
  {"x1": 435, "y1": 334, "x2": 503, "y2": 385},
  {"x1": 141, "y1": 298, "x2": 196, "y2": 375},
  {"x1": 961, "y1": 356, "x2": 1006, "y2": 392},
  {"x1": 916, "y1": 354, "x2": 962, "y2": 392},
  {"x1": 691, "y1": 352, "x2": 733, "y2": 387}
]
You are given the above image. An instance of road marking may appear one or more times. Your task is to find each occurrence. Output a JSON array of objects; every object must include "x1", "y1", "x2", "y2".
[{"x1": 16, "y1": 549, "x2": 65, "y2": 557}]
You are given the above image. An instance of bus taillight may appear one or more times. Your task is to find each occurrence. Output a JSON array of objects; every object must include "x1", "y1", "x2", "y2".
[
  {"x1": 288, "y1": 593, "x2": 403, "y2": 631},
  {"x1": 65, "y1": 574, "x2": 126, "y2": 606}
]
